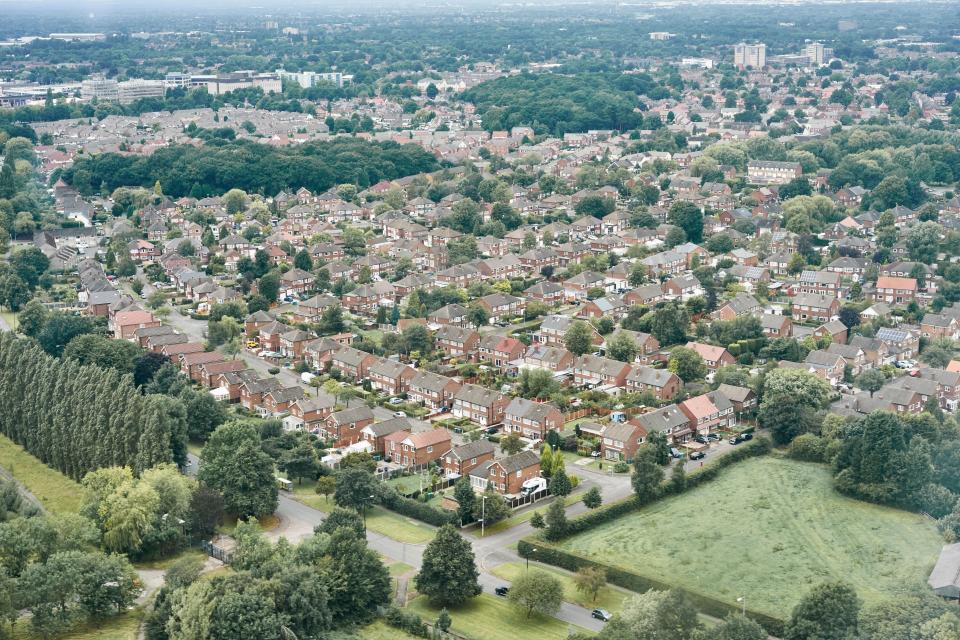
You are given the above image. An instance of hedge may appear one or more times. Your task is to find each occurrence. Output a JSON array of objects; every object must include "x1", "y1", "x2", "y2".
[
  {"x1": 561, "y1": 437, "x2": 772, "y2": 538},
  {"x1": 379, "y1": 486, "x2": 456, "y2": 527},
  {"x1": 382, "y1": 605, "x2": 429, "y2": 638},
  {"x1": 517, "y1": 539, "x2": 784, "y2": 636}
]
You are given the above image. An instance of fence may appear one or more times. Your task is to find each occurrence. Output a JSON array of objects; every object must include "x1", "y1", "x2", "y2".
[
  {"x1": 506, "y1": 486, "x2": 550, "y2": 509},
  {"x1": 201, "y1": 540, "x2": 233, "y2": 564}
]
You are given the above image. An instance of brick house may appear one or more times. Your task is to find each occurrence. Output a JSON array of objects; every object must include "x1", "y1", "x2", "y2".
[
  {"x1": 600, "y1": 422, "x2": 647, "y2": 462},
  {"x1": 330, "y1": 347, "x2": 378, "y2": 380},
  {"x1": 504, "y1": 397, "x2": 564, "y2": 440},
  {"x1": 572, "y1": 354, "x2": 632, "y2": 389},
  {"x1": 435, "y1": 325, "x2": 480, "y2": 358},
  {"x1": 368, "y1": 358, "x2": 417, "y2": 395},
  {"x1": 360, "y1": 417, "x2": 413, "y2": 454},
  {"x1": 678, "y1": 391, "x2": 735, "y2": 436},
  {"x1": 684, "y1": 342, "x2": 736, "y2": 371},
  {"x1": 407, "y1": 371, "x2": 462, "y2": 410},
  {"x1": 476, "y1": 335, "x2": 525, "y2": 371},
  {"x1": 469, "y1": 450, "x2": 541, "y2": 495},
  {"x1": 873, "y1": 276, "x2": 918, "y2": 306},
  {"x1": 625, "y1": 365, "x2": 682, "y2": 400},
  {"x1": 452, "y1": 384, "x2": 508, "y2": 427},
  {"x1": 791, "y1": 293, "x2": 840, "y2": 324},
  {"x1": 389, "y1": 429, "x2": 453, "y2": 467},
  {"x1": 441, "y1": 440, "x2": 496, "y2": 477},
  {"x1": 323, "y1": 406, "x2": 375, "y2": 447}
]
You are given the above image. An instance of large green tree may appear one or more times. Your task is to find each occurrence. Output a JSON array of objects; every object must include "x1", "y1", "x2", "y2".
[
  {"x1": 784, "y1": 582, "x2": 860, "y2": 640},
  {"x1": 415, "y1": 524, "x2": 482, "y2": 606},
  {"x1": 198, "y1": 421, "x2": 278, "y2": 519}
]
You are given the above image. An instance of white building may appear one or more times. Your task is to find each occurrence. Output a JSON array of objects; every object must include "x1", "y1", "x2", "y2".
[
  {"x1": 276, "y1": 69, "x2": 350, "y2": 89},
  {"x1": 734, "y1": 43, "x2": 766, "y2": 69},
  {"x1": 118, "y1": 79, "x2": 165, "y2": 104},
  {"x1": 681, "y1": 57, "x2": 714, "y2": 69},
  {"x1": 81, "y1": 75, "x2": 119, "y2": 101},
  {"x1": 804, "y1": 42, "x2": 825, "y2": 66}
]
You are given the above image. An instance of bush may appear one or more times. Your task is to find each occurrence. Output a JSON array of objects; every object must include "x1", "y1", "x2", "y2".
[
  {"x1": 787, "y1": 433, "x2": 827, "y2": 463},
  {"x1": 917, "y1": 484, "x2": 958, "y2": 519},
  {"x1": 613, "y1": 461, "x2": 630, "y2": 473},
  {"x1": 379, "y1": 485, "x2": 456, "y2": 527},
  {"x1": 383, "y1": 605, "x2": 429, "y2": 638},
  {"x1": 268, "y1": 366, "x2": 281, "y2": 374}
]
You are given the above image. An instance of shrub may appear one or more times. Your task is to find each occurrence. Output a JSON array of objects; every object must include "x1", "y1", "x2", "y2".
[
  {"x1": 268, "y1": 366, "x2": 281, "y2": 374},
  {"x1": 383, "y1": 605, "x2": 429, "y2": 638},
  {"x1": 917, "y1": 483, "x2": 958, "y2": 519},
  {"x1": 613, "y1": 461, "x2": 630, "y2": 473},
  {"x1": 787, "y1": 433, "x2": 827, "y2": 463},
  {"x1": 379, "y1": 485, "x2": 456, "y2": 527}
]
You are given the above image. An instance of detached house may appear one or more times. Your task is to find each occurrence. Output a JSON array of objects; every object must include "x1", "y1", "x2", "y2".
[
  {"x1": 323, "y1": 406, "x2": 375, "y2": 447},
  {"x1": 626, "y1": 365, "x2": 682, "y2": 401}
]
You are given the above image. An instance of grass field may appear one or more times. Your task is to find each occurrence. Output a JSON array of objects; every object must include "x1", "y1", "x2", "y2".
[
  {"x1": 555, "y1": 457, "x2": 943, "y2": 618},
  {"x1": 290, "y1": 479, "x2": 436, "y2": 544},
  {"x1": 11, "y1": 609, "x2": 143, "y2": 640},
  {"x1": 407, "y1": 594, "x2": 588, "y2": 640},
  {"x1": 491, "y1": 561, "x2": 630, "y2": 613},
  {"x1": 358, "y1": 621, "x2": 423, "y2": 640},
  {"x1": 0, "y1": 433, "x2": 83, "y2": 514}
]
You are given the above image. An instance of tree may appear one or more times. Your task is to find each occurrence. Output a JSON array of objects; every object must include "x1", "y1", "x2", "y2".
[
  {"x1": 582, "y1": 486, "x2": 602, "y2": 509},
  {"x1": 550, "y1": 468, "x2": 572, "y2": 497},
  {"x1": 467, "y1": 304, "x2": 489, "y2": 328},
  {"x1": 698, "y1": 615, "x2": 767, "y2": 640},
  {"x1": 544, "y1": 498, "x2": 568, "y2": 541},
  {"x1": 600, "y1": 589, "x2": 700, "y2": 640},
  {"x1": 530, "y1": 512, "x2": 546, "y2": 529},
  {"x1": 574, "y1": 566, "x2": 607, "y2": 603},
  {"x1": 575, "y1": 196, "x2": 616, "y2": 218},
  {"x1": 784, "y1": 582, "x2": 860, "y2": 640},
  {"x1": 669, "y1": 346, "x2": 706, "y2": 382},
  {"x1": 651, "y1": 304, "x2": 689, "y2": 346},
  {"x1": 334, "y1": 466, "x2": 378, "y2": 514},
  {"x1": 453, "y1": 476, "x2": 476, "y2": 525},
  {"x1": 198, "y1": 421, "x2": 278, "y2": 519},
  {"x1": 500, "y1": 432, "x2": 524, "y2": 455},
  {"x1": 318, "y1": 305, "x2": 345, "y2": 335},
  {"x1": 281, "y1": 443, "x2": 319, "y2": 485},
  {"x1": 669, "y1": 201, "x2": 704, "y2": 243},
  {"x1": 508, "y1": 570, "x2": 563, "y2": 618},
  {"x1": 517, "y1": 368, "x2": 560, "y2": 399},
  {"x1": 315, "y1": 476, "x2": 336, "y2": 503},
  {"x1": 257, "y1": 271, "x2": 280, "y2": 302},
  {"x1": 474, "y1": 484, "x2": 509, "y2": 526},
  {"x1": 631, "y1": 447, "x2": 664, "y2": 503},
  {"x1": 907, "y1": 222, "x2": 941, "y2": 264},
  {"x1": 759, "y1": 369, "x2": 829, "y2": 445},
  {"x1": 565, "y1": 320, "x2": 595, "y2": 356},
  {"x1": 184, "y1": 390, "x2": 228, "y2": 441},
  {"x1": 855, "y1": 369, "x2": 886, "y2": 397},
  {"x1": 607, "y1": 332, "x2": 638, "y2": 363},
  {"x1": 223, "y1": 188, "x2": 247, "y2": 215},
  {"x1": 293, "y1": 249, "x2": 313, "y2": 271},
  {"x1": 415, "y1": 524, "x2": 482, "y2": 606}
]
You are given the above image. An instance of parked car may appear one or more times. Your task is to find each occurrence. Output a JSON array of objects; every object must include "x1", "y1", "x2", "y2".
[
  {"x1": 486, "y1": 427, "x2": 499, "y2": 435},
  {"x1": 689, "y1": 451, "x2": 705, "y2": 461},
  {"x1": 592, "y1": 609, "x2": 612, "y2": 622},
  {"x1": 495, "y1": 586, "x2": 509, "y2": 597},
  {"x1": 590, "y1": 450, "x2": 601, "y2": 458},
  {"x1": 388, "y1": 397, "x2": 403, "y2": 405},
  {"x1": 392, "y1": 411, "x2": 406, "y2": 418},
  {"x1": 729, "y1": 436, "x2": 741, "y2": 445},
  {"x1": 741, "y1": 432, "x2": 754, "y2": 441},
  {"x1": 694, "y1": 435, "x2": 708, "y2": 444},
  {"x1": 707, "y1": 433, "x2": 721, "y2": 441},
  {"x1": 669, "y1": 447, "x2": 683, "y2": 459}
]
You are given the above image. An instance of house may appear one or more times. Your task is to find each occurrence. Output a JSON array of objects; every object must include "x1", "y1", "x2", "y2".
[
  {"x1": 279, "y1": 268, "x2": 315, "y2": 297},
  {"x1": 563, "y1": 271, "x2": 609, "y2": 300},
  {"x1": 112, "y1": 310, "x2": 160, "y2": 340},
  {"x1": 428, "y1": 303, "x2": 470, "y2": 328},
  {"x1": 360, "y1": 417, "x2": 415, "y2": 454},
  {"x1": 522, "y1": 344, "x2": 575, "y2": 373},
  {"x1": 476, "y1": 293, "x2": 524, "y2": 324},
  {"x1": 260, "y1": 386, "x2": 306, "y2": 416},
  {"x1": 452, "y1": 384, "x2": 509, "y2": 427},
  {"x1": 390, "y1": 429, "x2": 453, "y2": 467},
  {"x1": 826, "y1": 343, "x2": 867, "y2": 375},
  {"x1": 761, "y1": 314, "x2": 793, "y2": 338},
  {"x1": 536, "y1": 315, "x2": 603, "y2": 347},
  {"x1": 678, "y1": 391, "x2": 736, "y2": 436},
  {"x1": 572, "y1": 354, "x2": 632, "y2": 389},
  {"x1": 662, "y1": 275, "x2": 703, "y2": 301},
  {"x1": 873, "y1": 276, "x2": 918, "y2": 306},
  {"x1": 792, "y1": 270, "x2": 843, "y2": 298},
  {"x1": 715, "y1": 384, "x2": 756, "y2": 414},
  {"x1": 636, "y1": 404, "x2": 694, "y2": 444},
  {"x1": 367, "y1": 358, "x2": 416, "y2": 395},
  {"x1": 504, "y1": 397, "x2": 564, "y2": 440},
  {"x1": 802, "y1": 350, "x2": 847, "y2": 386},
  {"x1": 469, "y1": 450, "x2": 541, "y2": 495},
  {"x1": 713, "y1": 293, "x2": 761, "y2": 321},
  {"x1": 600, "y1": 422, "x2": 647, "y2": 462},
  {"x1": 814, "y1": 320, "x2": 849, "y2": 345},
  {"x1": 625, "y1": 365, "x2": 682, "y2": 401},
  {"x1": 238, "y1": 377, "x2": 283, "y2": 412},
  {"x1": 330, "y1": 347, "x2": 378, "y2": 380},
  {"x1": 684, "y1": 342, "x2": 736, "y2": 370},
  {"x1": 323, "y1": 406, "x2": 375, "y2": 447},
  {"x1": 747, "y1": 160, "x2": 802, "y2": 185},
  {"x1": 288, "y1": 396, "x2": 337, "y2": 432},
  {"x1": 441, "y1": 440, "x2": 496, "y2": 478},
  {"x1": 407, "y1": 371, "x2": 462, "y2": 410},
  {"x1": 435, "y1": 325, "x2": 480, "y2": 357},
  {"x1": 791, "y1": 293, "x2": 839, "y2": 324},
  {"x1": 476, "y1": 335, "x2": 525, "y2": 371},
  {"x1": 524, "y1": 281, "x2": 565, "y2": 305},
  {"x1": 876, "y1": 327, "x2": 920, "y2": 361},
  {"x1": 921, "y1": 313, "x2": 960, "y2": 341}
]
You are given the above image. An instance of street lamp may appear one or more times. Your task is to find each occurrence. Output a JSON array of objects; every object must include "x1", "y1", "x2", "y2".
[
  {"x1": 737, "y1": 596, "x2": 745, "y2": 616},
  {"x1": 527, "y1": 547, "x2": 537, "y2": 572},
  {"x1": 480, "y1": 495, "x2": 487, "y2": 537},
  {"x1": 362, "y1": 494, "x2": 375, "y2": 533}
]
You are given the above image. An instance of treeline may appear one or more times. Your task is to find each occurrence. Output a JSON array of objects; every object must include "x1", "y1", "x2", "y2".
[
  {"x1": 460, "y1": 72, "x2": 669, "y2": 135},
  {"x1": 0, "y1": 333, "x2": 183, "y2": 480},
  {"x1": 61, "y1": 137, "x2": 439, "y2": 198}
]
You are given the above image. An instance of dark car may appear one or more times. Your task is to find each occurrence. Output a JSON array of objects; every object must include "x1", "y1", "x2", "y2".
[
  {"x1": 729, "y1": 436, "x2": 741, "y2": 445},
  {"x1": 486, "y1": 427, "x2": 499, "y2": 435},
  {"x1": 495, "y1": 586, "x2": 509, "y2": 597},
  {"x1": 707, "y1": 433, "x2": 721, "y2": 441},
  {"x1": 741, "y1": 432, "x2": 754, "y2": 441},
  {"x1": 592, "y1": 609, "x2": 613, "y2": 622},
  {"x1": 689, "y1": 451, "x2": 706, "y2": 460},
  {"x1": 694, "y1": 435, "x2": 708, "y2": 444}
]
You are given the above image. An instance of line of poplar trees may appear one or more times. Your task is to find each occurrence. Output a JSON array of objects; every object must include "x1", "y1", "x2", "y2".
[{"x1": 0, "y1": 333, "x2": 182, "y2": 480}]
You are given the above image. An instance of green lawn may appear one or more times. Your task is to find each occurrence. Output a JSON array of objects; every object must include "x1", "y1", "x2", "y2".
[
  {"x1": 290, "y1": 479, "x2": 436, "y2": 544},
  {"x1": 0, "y1": 433, "x2": 83, "y2": 514},
  {"x1": 388, "y1": 561, "x2": 415, "y2": 577},
  {"x1": 358, "y1": 621, "x2": 423, "y2": 640},
  {"x1": 0, "y1": 311, "x2": 16, "y2": 331},
  {"x1": 555, "y1": 457, "x2": 943, "y2": 618},
  {"x1": 491, "y1": 561, "x2": 629, "y2": 614},
  {"x1": 11, "y1": 609, "x2": 143, "y2": 640},
  {"x1": 407, "y1": 594, "x2": 588, "y2": 640},
  {"x1": 134, "y1": 548, "x2": 208, "y2": 571}
]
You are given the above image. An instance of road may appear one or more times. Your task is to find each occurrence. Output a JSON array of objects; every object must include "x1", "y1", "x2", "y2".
[{"x1": 186, "y1": 453, "x2": 608, "y2": 632}]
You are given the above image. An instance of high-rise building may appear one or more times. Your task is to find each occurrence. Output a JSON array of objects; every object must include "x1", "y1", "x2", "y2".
[
  {"x1": 81, "y1": 75, "x2": 119, "y2": 101},
  {"x1": 734, "y1": 43, "x2": 766, "y2": 69},
  {"x1": 117, "y1": 79, "x2": 165, "y2": 104},
  {"x1": 804, "y1": 42, "x2": 825, "y2": 66},
  {"x1": 276, "y1": 69, "x2": 349, "y2": 88}
]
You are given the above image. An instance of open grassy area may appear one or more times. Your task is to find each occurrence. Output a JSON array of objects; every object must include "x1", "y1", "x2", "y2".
[
  {"x1": 290, "y1": 479, "x2": 436, "y2": 544},
  {"x1": 358, "y1": 621, "x2": 423, "y2": 640},
  {"x1": 491, "y1": 561, "x2": 629, "y2": 614},
  {"x1": 555, "y1": 457, "x2": 943, "y2": 618},
  {"x1": 134, "y1": 548, "x2": 208, "y2": 571},
  {"x1": 0, "y1": 433, "x2": 83, "y2": 514},
  {"x1": 11, "y1": 609, "x2": 143, "y2": 640},
  {"x1": 0, "y1": 311, "x2": 16, "y2": 331},
  {"x1": 407, "y1": 594, "x2": 588, "y2": 640}
]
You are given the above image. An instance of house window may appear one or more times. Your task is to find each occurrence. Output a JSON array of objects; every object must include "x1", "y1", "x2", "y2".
[{"x1": 427, "y1": 446, "x2": 433, "y2": 453}]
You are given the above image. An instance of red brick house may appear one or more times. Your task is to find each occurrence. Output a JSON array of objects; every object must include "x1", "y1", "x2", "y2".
[{"x1": 504, "y1": 397, "x2": 564, "y2": 440}]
